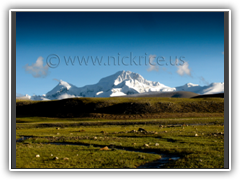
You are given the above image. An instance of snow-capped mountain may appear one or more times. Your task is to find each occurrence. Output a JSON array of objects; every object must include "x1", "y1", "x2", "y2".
[
  {"x1": 77, "y1": 71, "x2": 173, "y2": 98},
  {"x1": 18, "y1": 70, "x2": 224, "y2": 100},
  {"x1": 175, "y1": 82, "x2": 224, "y2": 94},
  {"x1": 46, "y1": 80, "x2": 80, "y2": 99}
]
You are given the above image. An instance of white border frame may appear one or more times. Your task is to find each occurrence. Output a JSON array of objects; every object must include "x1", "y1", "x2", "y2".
[{"x1": 9, "y1": 9, "x2": 231, "y2": 171}]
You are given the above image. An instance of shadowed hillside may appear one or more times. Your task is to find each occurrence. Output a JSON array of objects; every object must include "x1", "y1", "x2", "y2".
[
  {"x1": 121, "y1": 91, "x2": 199, "y2": 98},
  {"x1": 191, "y1": 93, "x2": 224, "y2": 98},
  {"x1": 16, "y1": 97, "x2": 224, "y2": 118}
]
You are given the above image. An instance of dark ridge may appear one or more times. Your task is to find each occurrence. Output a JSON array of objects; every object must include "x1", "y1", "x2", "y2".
[
  {"x1": 120, "y1": 91, "x2": 199, "y2": 98},
  {"x1": 16, "y1": 97, "x2": 224, "y2": 118},
  {"x1": 191, "y1": 93, "x2": 224, "y2": 99}
]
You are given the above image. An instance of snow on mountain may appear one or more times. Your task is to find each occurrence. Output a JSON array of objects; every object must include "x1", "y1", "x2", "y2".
[
  {"x1": 41, "y1": 71, "x2": 173, "y2": 99},
  {"x1": 175, "y1": 83, "x2": 202, "y2": 93},
  {"x1": 175, "y1": 82, "x2": 224, "y2": 94},
  {"x1": 16, "y1": 94, "x2": 32, "y2": 100},
  {"x1": 21, "y1": 70, "x2": 224, "y2": 100},
  {"x1": 16, "y1": 94, "x2": 50, "y2": 101},
  {"x1": 46, "y1": 80, "x2": 80, "y2": 99},
  {"x1": 95, "y1": 88, "x2": 127, "y2": 97},
  {"x1": 57, "y1": 93, "x2": 77, "y2": 100},
  {"x1": 199, "y1": 82, "x2": 224, "y2": 94},
  {"x1": 75, "y1": 71, "x2": 172, "y2": 98},
  {"x1": 30, "y1": 95, "x2": 50, "y2": 101}
]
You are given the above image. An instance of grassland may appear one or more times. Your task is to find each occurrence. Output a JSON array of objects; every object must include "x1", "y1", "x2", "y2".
[
  {"x1": 16, "y1": 117, "x2": 224, "y2": 168},
  {"x1": 16, "y1": 143, "x2": 163, "y2": 168},
  {"x1": 16, "y1": 97, "x2": 225, "y2": 169}
]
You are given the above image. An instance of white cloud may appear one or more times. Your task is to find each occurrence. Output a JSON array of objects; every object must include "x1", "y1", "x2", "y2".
[
  {"x1": 24, "y1": 56, "x2": 49, "y2": 78},
  {"x1": 222, "y1": 51, "x2": 224, "y2": 55},
  {"x1": 147, "y1": 55, "x2": 159, "y2": 72},
  {"x1": 176, "y1": 61, "x2": 191, "y2": 76},
  {"x1": 53, "y1": 78, "x2": 60, "y2": 82},
  {"x1": 199, "y1": 76, "x2": 209, "y2": 85}
]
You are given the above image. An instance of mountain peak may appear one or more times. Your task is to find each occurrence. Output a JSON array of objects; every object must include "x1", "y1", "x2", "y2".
[
  {"x1": 98, "y1": 70, "x2": 143, "y2": 86},
  {"x1": 38, "y1": 71, "x2": 224, "y2": 100},
  {"x1": 46, "y1": 79, "x2": 79, "y2": 97},
  {"x1": 114, "y1": 70, "x2": 144, "y2": 85},
  {"x1": 58, "y1": 80, "x2": 71, "y2": 90}
]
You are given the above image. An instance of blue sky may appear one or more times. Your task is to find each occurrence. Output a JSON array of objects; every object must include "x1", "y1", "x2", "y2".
[{"x1": 16, "y1": 12, "x2": 224, "y2": 96}]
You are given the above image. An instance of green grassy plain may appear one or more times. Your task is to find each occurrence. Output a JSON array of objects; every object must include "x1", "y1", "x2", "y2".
[
  {"x1": 16, "y1": 143, "x2": 162, "y2": 168},
  {"x1": 16, "y1": 116, "x2": 224, "y2": 169},
  {"x1": 16, "y1": 97, "x2": 225, "y2": 168}
]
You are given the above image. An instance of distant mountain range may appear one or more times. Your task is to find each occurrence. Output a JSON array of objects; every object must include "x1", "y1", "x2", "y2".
[{"x1": 18, "y1": 70, "x2": 224, "y2": 100}]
